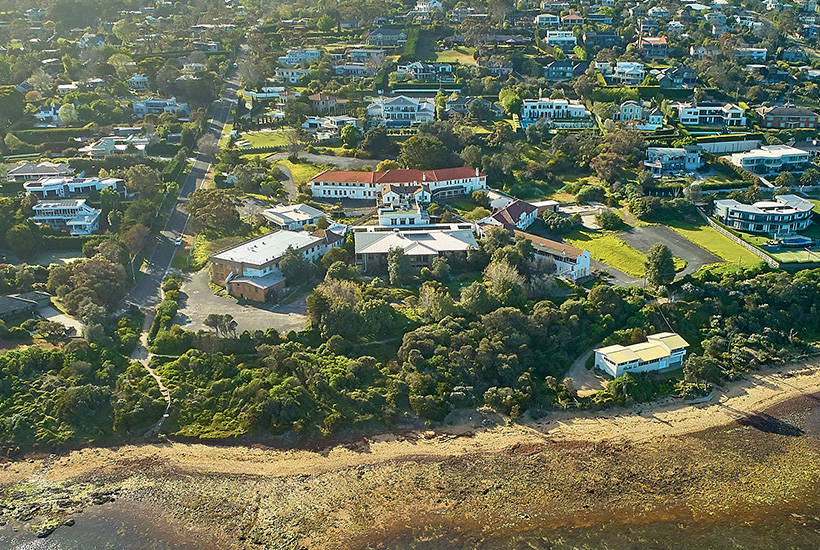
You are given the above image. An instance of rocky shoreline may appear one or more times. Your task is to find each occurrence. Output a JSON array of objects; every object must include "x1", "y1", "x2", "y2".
[{"x1": 2, "y1": 365, "x2": 820, "y2": 548}]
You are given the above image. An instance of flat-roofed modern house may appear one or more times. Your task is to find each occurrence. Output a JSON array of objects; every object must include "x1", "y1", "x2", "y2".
[
  {"x1": 210, "y1": 230, "x2": 343, "y2": 301},
  {"x1": 727, "y1": 145, "x2": 811, "y2": 175},
  {"x1": 261, "y1": 204, "x2": 327, "y2": 230},
  {"x1": 513, "y1": 231, "x2": 591, "y2": 280},
  {"x1": 354, "y1": 227, "x2": 477, "y2": 272},
  {"x1": 31, "y1": 199, "x2": 101, "y2": 235},
  {"x1": 23, "y1": 176, "x2": 125, "y2": 199},
  {"x1": 132, "y1": 97, "x2": 190, "y2": 118},
  {"x1": 713, "y1": 195, "x2": 813, "y2": 235},
  {"x1": 311, "y1": 167, "x2": 487, "y2": 200},
  {"x1": 595, "y1": 332, "x2": 690, "y2": 377},
  {"x1": 674, "y1": 101, "x2": 747, "y2": 127}
]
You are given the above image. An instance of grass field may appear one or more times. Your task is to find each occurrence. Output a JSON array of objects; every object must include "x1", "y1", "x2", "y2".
[
  {"x1": 667, "y1": 221, "x2": 764, "y2": 268},
  {"x1": 276, "y1": 159, "x2": 333, "y2": 188},
  {"x1": 810, "y1": 199, "x2": 820, "y2": 215},
  {"x1": 565, "y1": 231, "x2": 647, "y2": 277},
  {"x1": 239, "y1": 130, "x2": 290, "y2": 148},
  {"x1": 432, "y1": 47, "x2": 478, "y2": 65}
]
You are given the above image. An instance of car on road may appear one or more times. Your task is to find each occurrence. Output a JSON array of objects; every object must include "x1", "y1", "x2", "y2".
[{"x1": 175, "y1": 236, "x2": 183, "y2": 246}]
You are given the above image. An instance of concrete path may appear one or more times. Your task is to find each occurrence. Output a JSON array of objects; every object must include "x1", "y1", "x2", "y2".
[
  {"x1": 565, "y1": 345, "x2": 606, "y2": 397},
  {"x1": 131, "y1": 316, "x2": 171, "y2": 437}
]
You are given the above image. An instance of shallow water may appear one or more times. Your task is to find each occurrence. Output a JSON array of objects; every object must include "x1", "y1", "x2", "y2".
[{"x1": 0, "y1": 499, "x2": 228, "y2": 550}]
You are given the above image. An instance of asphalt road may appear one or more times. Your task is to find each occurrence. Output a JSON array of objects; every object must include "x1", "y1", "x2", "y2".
[{"x1": 124, "y1": 69, "x2": 239, "y2": 308}]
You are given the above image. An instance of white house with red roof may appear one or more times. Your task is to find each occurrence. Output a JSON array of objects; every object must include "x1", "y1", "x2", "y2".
[{"x1": 310, "y1": 167, "x2": 487, "y2": 200}]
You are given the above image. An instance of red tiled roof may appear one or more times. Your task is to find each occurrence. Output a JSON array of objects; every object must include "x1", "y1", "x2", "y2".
[
  {"x1": 311, "y1": 166, "x2": 483, "y2": 185},
  {"x1": 513, "y1": 230, "x2": 585, "y2": 259}
]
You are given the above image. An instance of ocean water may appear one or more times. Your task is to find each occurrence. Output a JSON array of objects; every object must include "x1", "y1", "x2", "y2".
[{"x1": 0, "y1": 500, "x2": 228, "y2": 550}]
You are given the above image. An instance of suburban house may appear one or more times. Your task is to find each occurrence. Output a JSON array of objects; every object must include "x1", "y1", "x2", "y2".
[
  {"x1": 368, "y1": 29, "x2": 408, "y2": 47},
  {"x1": 583, "y1": 31, "x2": 621, "y2": 48},
  {"x1": 23, "y1": 176, "x2": 125, "y2": 199},
  {"x1": 611, "y1": 62, "x2": 646, "y2": 85},
  {"x1": 727, "y1": 145, "x2": 812, "y2": 175},
  {"x1": 307, "y1": 92, "x2": 348, "y2": 114},
  {"x1": 653, "y1": 67, "x2": 698, "y2": 88},
  {"x1": 301, "y1": 115, "x2": 360, "y2": 139},
  {"x1": 544, "y1": 30, "x2": 577, "y2": 51},
  {"x1": 193, "y1": 41, "x2": 220, "y2": 51},
  {"x1": 278, "y1": 48, "x2": 321, "y2": 66},
  {"x1": 78, "y1": 135, "x2": 150, "y2": 157},
  {"x1": 132, "y1": 97, "x2": 190, "y2": 118},
  {"x1": 519, "y1": 98, "x2": 593, "y2": 129},
  {"x1": 333, "y1": 63, "x2": 375, "y2": 78},
  {"x1": 674, "y1": 102, "x2": 747, "y2": 127},
  {"x1": 366, "y1": 95, "x2": 436, "y2": 127},
  {"x1": 275, "y1": 68, "x2": 309, "y2": 83},
  {"x1": 638, "y1": 17, "x2": 659, "y2": 34},
  {"x1": 31, "y1": 198, "x2": 101, "y2": 235},
  {"x1": 595, "y1": 332, "x2": 690, "y2": 377},
  {"x1": 713, "y1": 195, "x2": 814, "y2": 235},
  {"x1": 210, "y1": 230, "x2": 343, "y2": 301},
  {"x1": 381, "y1": 183, "x2": 432, "y2": 205},
  {"x1": 644, "y1": 146, "x2": 704, "y2": 175},
  {"x1": 481, "y1": 199, "x2": 538, "y2": 231},
  {"x1": 7, "y1": 162, "x2": 72, "y2": 182},
  {"x1": 354, "y1": 227, "x2": 478, "y2": 272},
  {"x1": 261, "y1": 204, "x2": 327, "y2": 230},
  {"x1": 735, "y1": 48, "x2": 768, "y2": 62},
  {"x1": 633, "y1": 36, "x2": 668, "y2": 59},
  {"x1": 347, "y1": 49, "x2": 386, "y2": 63},
  {"x1": 0, "y1": 292, "x2": 51, "y2": 322},
  {"x1": 127, "y1": 73, "x2": 150, "y2": 91},
  {"x1": 561, "y1": 13, "x2": 584, "y2": 26},
  {"x1": 311, "y1": 167, "x2": 487, "y2": 200},
  {"x1": 757, "y1": 106, "x2": 819, "y2": 129},
  {"x1": 377, "y1": 201, "x2": 431, "y2": 227},
  {"x1": 535, "y1": 13, "x2": 561, "y2": 27},
  {"x1": 396, "y1": 61, "x2": 454, "y2": 82},
  {"x1": 444, "y1": 97, "x2": 503, "y2": 118},
  {"x1": 514, "y1": 231, "x2": 590, "y2": 281},
  {"x1": 478, "y1": 59, "x2": 513, "y2": 77},
  {"x1": 613, "y1": 101, "x2": 664, "y2": 131},
  {"x1": 544, "y1": 60, "x2": 575, "y2": 82}
]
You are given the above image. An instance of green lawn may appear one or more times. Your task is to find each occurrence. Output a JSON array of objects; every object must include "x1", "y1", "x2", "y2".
[
  {"x1": 239, "y1": 130, "x2": 290, "y2": 148},
  {"x1": 810, "y1": 199, "x2": 820, "y2": 215},
  {"x1": 565, "y1": 231, "x2": 647, "y2": 277},
  {"x1": 276, "y1": 159, "x2": 334, "y2": 188},
  {"x1": 667, "y1": 221, "x2": 764, "y2": 268},
  {"x1": 769, "y1": 249, "x2": 820, "y2": 263},
  {"x1": 433, "y1": 47, "x2": 478, "y2": 65}
]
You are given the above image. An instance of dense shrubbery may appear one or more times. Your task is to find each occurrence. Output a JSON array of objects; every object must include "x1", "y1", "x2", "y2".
[{"x1": 0, "y1": 314, "x2": 164, "y2": 448}]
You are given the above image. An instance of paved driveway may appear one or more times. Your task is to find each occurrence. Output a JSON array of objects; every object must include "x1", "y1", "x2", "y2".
[
  {"x1": 176, "y1": 270, "x2": 308, "y2": 334},
  {"x1": 618, "y1": 226, "x2": 721, "y2": 277},
  {"x1": 40, "y1": 306, "x2": 83, "y2": 334}
]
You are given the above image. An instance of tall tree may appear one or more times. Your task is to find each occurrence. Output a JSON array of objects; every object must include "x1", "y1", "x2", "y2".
[{"x1": 644, "y1": 243, "x2": 675, "y2": 287}]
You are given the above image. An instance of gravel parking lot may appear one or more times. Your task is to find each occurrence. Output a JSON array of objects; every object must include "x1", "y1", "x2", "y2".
[
  {"x1": 618, "y1": 226, "x2": 721, "y2": 277},
  {"x1": 175, "y1": 270, "x2": 308, "y2": 335}
]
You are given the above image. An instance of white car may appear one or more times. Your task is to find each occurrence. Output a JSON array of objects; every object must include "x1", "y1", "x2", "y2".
[{"x1": 175, "y1": 236, "x2": 183, "y2": 246}]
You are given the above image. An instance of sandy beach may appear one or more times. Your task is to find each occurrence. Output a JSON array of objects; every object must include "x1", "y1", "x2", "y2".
[{"x1": 1, "y1": 358, "x2": 817, "y2": 488}]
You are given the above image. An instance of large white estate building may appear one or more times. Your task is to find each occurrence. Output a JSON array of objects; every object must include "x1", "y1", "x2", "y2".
[
  {"x1": 674, "y1": 101, "x2": 746, "y2": 127},
  {"x1": 23, "y1": 176, "x2": 125, "y2": 199},
  {"x1": 713, "y1": 195, "x2": 813, "y2": 236},
  {"x1": 31, "y1": 199, "x2": 101, "y2": 235},
  {"x1": 595, "y1": 332, "x2": 690, "y2": 377},
  {"x1": 520, "y1": 98, "x2": 593, "y2": 129},
  {"x1": 310, "y1": 167, "x2": 487, "y2": 200},
  {"x1": 366, "y1": 95, "x2": 436, "y2": 127},
  {"x1": 727, "y1": 144, "x2": 812, "y2": 175},
  {"x1": 614, "y1": 100, "x2": 663, "y2": 130}
]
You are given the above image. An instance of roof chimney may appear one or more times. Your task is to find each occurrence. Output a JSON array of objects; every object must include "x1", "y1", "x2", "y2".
[{"x1": 476, "y1": 167, "x2": 479, "y2": 177}]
